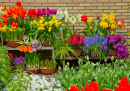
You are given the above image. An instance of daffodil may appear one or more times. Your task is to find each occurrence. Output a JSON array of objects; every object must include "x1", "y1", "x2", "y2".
[
  {"x1": 111, "y1": 31, "x2": 114, "y2": 35},
  {"x1": 129, "y1": 32, "x2": 130, "y2": 35},
  {"x1": 69, "y1": 16, "x2": 76, "y2": 25},
  {"x1": 62, "y1": 24, "x2": 65, "y2": 26},
  {"x1": 90, "y1": 26, "x2": 92, "y2": 30},
  {"x1": 100, "y1": 21, "x2": 108, "y2": 29},
  {"x1": 100, "y1": 32, "x2": 103, "y2": 36},
  {"x1": 48, "y1": 27, "x2": 52, "y2": 32},
  {"x1": 53, "y1": 15, "x2": 56, "y2": 20},
  {"x1": 88, "y1": 16, "x2": 93, "y2": 22}
]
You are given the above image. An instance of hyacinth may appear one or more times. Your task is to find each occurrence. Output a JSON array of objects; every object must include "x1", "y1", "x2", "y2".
[
  {"x1": 29, "y1": 39, "x2": 42, "y2": 53},
  {"x1": 106, "y1": 34, "x2": 129, "y2": 59},
  {"x1": 13, "y1": 56, "x2": 25, "y2": 64},
  {"x1": 83, "y1": 34, "x2": 107, "y2": 51}
]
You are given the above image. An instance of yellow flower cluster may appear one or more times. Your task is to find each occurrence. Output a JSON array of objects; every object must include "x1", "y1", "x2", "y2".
[
  {"x1": 8, "y1": 27, "x2": 23, "y2": 32},
  {"x1": 0, "y1": 26, "x2": 7, "y2": 32},
  {"x1": 31, "y1": 15, "x2": 61, "y2": 32},
  {"x1": 100, "y1": 12, "x2": 115, "y2": 29},
  {"x1": 100, "y1": 21, "x2": 108, "y2": 29}
]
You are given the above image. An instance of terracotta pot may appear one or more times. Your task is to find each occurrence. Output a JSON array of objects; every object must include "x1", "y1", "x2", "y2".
[
  {"x1": 26, "y1": 68, "x2": 39, "y2": 74},
  {"x1": 42, "y1": 41, "x2": 53, "y2": 47},
  {"x1": 6, "y1": 40, "x2": 20, "y2": 47},
  {"x1": 40, "y1": 67, "x2": 56, "y2": 74},
  {"x1": 70, "y1": 50, "x2": 83, "y2": 56},
  {"x1": 108, "y1": 50, "x2": 117, "y2": 56},
  {"x1": 59, "y1": 54, "x2": 67, "y2": 58}
]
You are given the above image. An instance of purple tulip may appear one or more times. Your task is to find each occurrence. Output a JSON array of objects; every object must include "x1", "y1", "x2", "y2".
[
  {"x1": 46, "y1": 8, "x2": 49, "y2": 11},
  {"x1": 42, "y1": 8, "x2": 45, "y2": 12},
  {"x1": 43, "y1": 12, "x2": 46, "y2": 15},
  {"x1": 47, "y1": 11, "x2": 50, "y2": 16}
]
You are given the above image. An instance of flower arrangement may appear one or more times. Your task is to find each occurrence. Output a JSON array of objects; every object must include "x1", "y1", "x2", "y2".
[
  {"x1": 67, "y1": 77, "x2": 130, "y2": 91},
  {"x1": 13, "y1": 56, "x2": 25, "y2": 71},
  {"x1": 30, "y1": 15, "x2": 62, "y2": 42},
  {"x1": 5, "y1": 2, "x2": 26, "y2": 26},
  {"x1": 67, "y1": 34, "x2": 84, "y2": 50},
  {"x1": 26, "y1": 52, "x2": 41, "y2": 69},
  {"x1": 83, "y1": 34, "x2": 108, "y2": 58},
  {"x1": 40, "y1": 59, "x2": 57, "y2": 68},
  {"x1": 4, "y1": 22, "x2": 25, "y2": 41},
  {"x1": 81, "y1": 12, "x2": 125, "y2": 37},
  {"x1": 106, "y1": 34, "x2": 129, "y2": 59}
]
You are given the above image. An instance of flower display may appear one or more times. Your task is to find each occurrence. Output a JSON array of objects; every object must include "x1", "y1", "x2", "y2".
[
  {"x1": 19, "y1": 45, "x2": 33, "y2": 53},
  {"x1": 68, "y1": 78, "x2": 130, "y2": 91},
  {"x1": 6, "y1": 2, "x2": 26, "y2": 20},
  {"x1": 68, "y1": 34, "x2": 84, "y2": 50},
  {"x1": 13, "y1": 56, "x2": 25, "y2": 70},
  {"x1": 83, "y1": 34, "x2": 108, "y2": 58},
  {"x1": 40, "y1": 59, "x2": 57, "y2": 68},
  {"x1": 106, "y1": 34, "x2": 129, "y2": 59}
]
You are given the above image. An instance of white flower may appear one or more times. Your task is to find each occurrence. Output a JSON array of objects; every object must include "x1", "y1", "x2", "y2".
[
  {"x1": 69, "y1": 16, "x2": 76, "y2": 24},
  {"x1": 56, "y1": 8, "x2": 64, "y2": 20},
  {"x1": 65, "y1": 15, "x2": 69, "y2": 22},
  {"x1": 64, "y1": 8, "x2": 69, "y2": 16},
  {"x1": 76, "y1": 13, "x2": 82, "y2": 21}
]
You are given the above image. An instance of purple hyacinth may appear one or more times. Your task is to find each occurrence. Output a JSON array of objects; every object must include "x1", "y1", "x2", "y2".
[
  {"x1": 13, "y1": 56, "x2": 25, "y2": 64},
  {"x1": 22, "y1": 35, "x2": 27, "y2": 41},
  {"x1": 102, "y1": 46, "x2": 108, "y2": 51},
  {"x1": 106, "y1": 35, "x2": 111, "y2": 41},
  {"x1": 108, "y1": 39, "x2": 115, "y2": 45},
  {"x1": 83, "y1": 47, "x2": 85, "y2": 51},
  {"x1": 121, "y1": 36, "x2": 125, "y2": 42},
  {"x1": 116, "y1": 34, "x2": 121, "y2": 41}
]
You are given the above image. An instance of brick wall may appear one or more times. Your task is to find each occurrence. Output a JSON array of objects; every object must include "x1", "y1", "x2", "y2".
[{"x1": 1, "y1": 0, "x2": 130, "y2": 52}]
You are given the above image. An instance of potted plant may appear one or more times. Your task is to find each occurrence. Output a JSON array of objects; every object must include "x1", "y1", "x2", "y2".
[
  {"x1": 67, "y1": 34, "x2": 84, "y2": 56},
  {"x1": 29, "y1": 8, "x2": 59, "y2": 47},
  {"x1": 26, "y1": 52, "x2": 41, "y2": 74},
  {"x1": 83, "y1": 34, "x2": 108, "y2": 58},
  {"x1": 40, "y1": 59, "x2": 57, "y2": 74},
  {"x1": 106, "y1": 34, "x2": 129, "y2": 58},
  {"x1": 25, "y1": 39, "x2": 42, "y2": 74},
  {"x1": 5, "y1": 22, "x2": 25, "y2": 47},
  {"x1": 13, "y1": 56, "x2": 25, "y2": 72}
]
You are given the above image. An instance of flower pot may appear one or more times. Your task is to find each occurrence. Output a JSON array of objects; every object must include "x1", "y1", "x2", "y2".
[
  {"x1": 108, "y1": 50, "x2": 117, "y2": 56},
  {"x1": 6, "y1": 40, "x2": 20, "y2": 47},
  {"x1": 26, "y1": 68, "x2": 39, "y2": 74},
  {"x1": 42, "y1": 41, "x2": 53, "y2": 47},
  {"x1": 40, "y1": 67, "x2": 56, "y2": 74},
  {"x1": 70, "y1": 50, "x2": 83, "y2": 56}
]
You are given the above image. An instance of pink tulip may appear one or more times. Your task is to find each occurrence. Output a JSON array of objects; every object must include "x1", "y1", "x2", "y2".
[{"x1": 78, "y1": 41, "x2": 82, "y2": 46}]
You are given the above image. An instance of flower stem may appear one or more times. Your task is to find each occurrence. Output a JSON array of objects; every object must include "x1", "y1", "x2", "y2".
[
  {"x1": 73, "y1": 24, "x2": 74, "y2": 34},
  {"x1": 1, "y1": 32, "x2": 3, "y2": 46}
]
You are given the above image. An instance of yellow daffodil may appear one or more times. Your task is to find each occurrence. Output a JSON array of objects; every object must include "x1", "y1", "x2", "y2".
[
  {"x1": 45, "y1": 22, "x2": 48, "y2": 26},
  {"x1": 88, "y1": 16, "x2": 93, "y2": 22},
  {"x1": 48, "y1": 27, "x2": 52, "y2": 32},
  {"x1": 100, "y1": 32, "x2": 103, "y2": 36},
  {"x1": 103, "y1": 14, "x2": 108, "y2": 20},
  {"x1": 100, "y1": 21, "x2": 108, "y2": 29},
  {"x1": 109, "y1": 12, "x2": 115, "y2": 19},
  {"x1": 33, "y1": 20, "x2": 37, "y2": 24},
  {"x1": 44, "y1": 32, "x2": 46, "y2": 34},
  {"x1": 62, "y1": 24, "x2": 65, "y2": 26},
  {"x1": 110, "y1": 23, "x2": 116, "y2": 29},
  {"x1": 40, "y1": 17, "x2": 44, "y2": 21},
  {"x1": 129, "y1": 32, "x2": 130, "y2": 35},
  {"x1": 53, "y1": 15, "x2": 56, "y2": 20},
  {"x1": 110, "y1": 31, "x2": 114, "y2": 35},
  {"x1": 39, "y1": 20, "x2": 43, "y2": 24},
  {"x1": 90, "y1": 26, "x2": 92, "y2": 30}
]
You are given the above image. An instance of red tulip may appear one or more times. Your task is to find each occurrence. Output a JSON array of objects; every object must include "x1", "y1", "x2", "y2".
[
  {"x1": 70, "y1": 85, "x2": 79, "y2": 91},
  {"x1": 101, "y1": 89, "x2": 111, "y2": 91},
  {"x1": 78, "y1": 41, "x2": 82, "y2": 46},
  {"x1": 16, "y1": 1, "x2": 22, "y2": 7},
  {"x1": 81, "y1": 15, "x2": 87, "y2": 21},
  {"x1": 97, "y1": 16, "x2": 100, "y2": 19}
]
